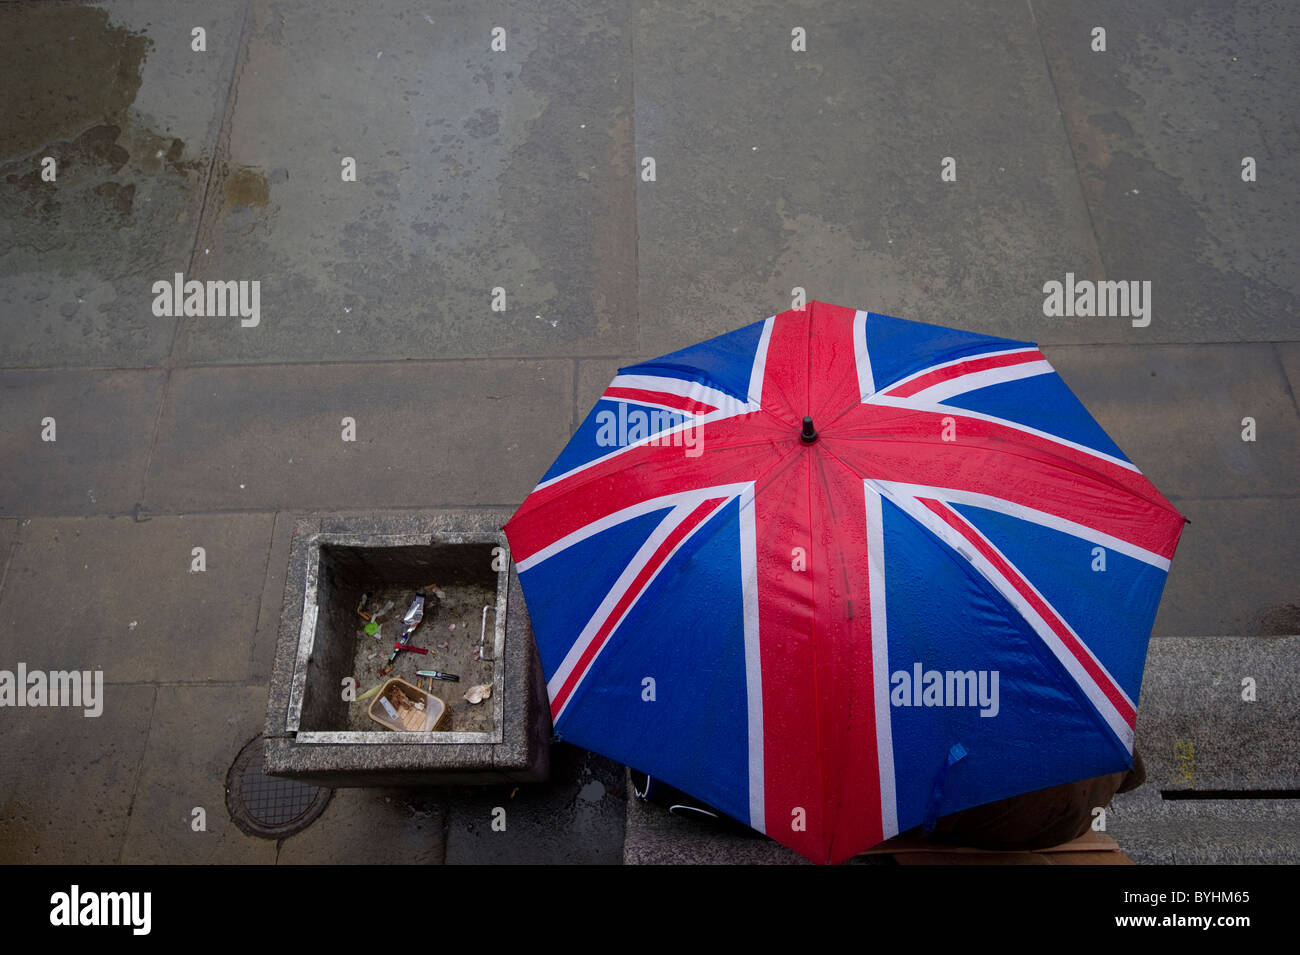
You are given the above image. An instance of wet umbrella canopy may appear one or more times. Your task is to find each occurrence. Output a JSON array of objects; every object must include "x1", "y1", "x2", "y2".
[{"x1": 505, "y1": 301, "x2": 1185, "y2": 864}]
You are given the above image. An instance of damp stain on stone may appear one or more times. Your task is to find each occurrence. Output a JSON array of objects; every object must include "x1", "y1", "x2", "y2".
[
  {"x1": 464, "y1": 107, "x2": 501, "y2": 139},
  {"x1": 0, "y1": 4, "x2": 152, "y2": 160},
  {"x1": 0, "y1": 3, "x2": 202, "y2": 234},
  {"x1": 223, "y1": 166, "x2": 270, "y2": 209},
  {"x1": 62, "y1": 125, "x2": 130, "y2": 175},
  {"x1": 90, "y1": 180, "x2": 136, "y2": 216},
  {"x1": 1257, "y1": 604, "x2": 1300, "y2": 636}
]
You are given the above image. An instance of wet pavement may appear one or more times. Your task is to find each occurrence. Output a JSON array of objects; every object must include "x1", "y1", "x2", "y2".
[{"x1": 0, "y1": 0, "x2": 1297, "y2": 864}]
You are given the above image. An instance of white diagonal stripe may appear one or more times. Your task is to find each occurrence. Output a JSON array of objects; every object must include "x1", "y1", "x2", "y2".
[
  {"x1": 877, "y1": 347, "x2": 1039, "y2": 397},
  {"x1": 854, "y1": 310, "x2": 875, "y2": 401},
  {"x1": 516, "y1": 483, "x2": 752, "y2": 572},
  {"x1": 864, "y1": 485, "x2": 897, "y2": 839},
  {"x1": 737, "y1": 482, "x2": 765, "y2": 833},
  {"x1": 869, "y1": 480, "x2": 1170, "y2": 570},
  {"x1": 747, "y1": 317, "x2": 775, "y2": 408},
  {"x1": 609, "y1": 374, "x2": 750, "y2": 415},
  {"x1": 911, "y1": 359, "x2": 1052, "y2": 404}
]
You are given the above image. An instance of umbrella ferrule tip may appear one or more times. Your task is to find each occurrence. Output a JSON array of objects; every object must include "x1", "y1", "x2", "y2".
[{"x1": 800, "y1": 416, "x2": 818, "y2": 443}]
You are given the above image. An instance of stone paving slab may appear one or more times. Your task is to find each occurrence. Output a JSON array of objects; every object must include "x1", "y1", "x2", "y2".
[
  {"x1": 1107, "y1": 799, "x2": 1300, "y2": 865},
  {"x1": 276, "y1": 787, "x2": 444, "y2": 864},
  {"x1": 1046, "y1": 343, "x2": 1300, "y2": 500},
  {"x1": 623, "y1": 789, "x2": 806, "y2": 865},
  {"x1": 0, "y1": 0, "x2": 247, "y2": 367},
  {"x1": 0, "y1": 684, "x2": 155, "y2": 864},
  {"x1": 1032, "y1": 0, "x2": 1300, "y2": 344},
  {"x1": 443, "y1": 744, "x2": 624, "y2": 863},
  {"x1": 0, "y1": 369, "x2": 165, "y2": 516},
  {"x1": 0, "y1": 514, "x2": 272, "y2": 683},
  {"x1": 119, "y1": 685, "x2": 278, "y2": 864},
  {"x1": 632, "y1": 0, "x2": 1106, "y2": 356},
  {"x1": 176, "y1": 0, "x2": 637, "y2": 365},
  {"x1": 1133, "y1": 636, "x2": 1300, "y2": 792},
  {"x1": 143, "y1": 360, "x2": 573, "y2": 512},
  {"x1": 1152, "y1": 499, "x2": 1300, "y2": 638}
]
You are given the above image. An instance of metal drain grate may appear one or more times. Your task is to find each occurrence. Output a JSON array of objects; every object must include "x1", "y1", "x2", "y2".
[{"x1": 225, "y1": 736, "x2": 331, "y2": 838}]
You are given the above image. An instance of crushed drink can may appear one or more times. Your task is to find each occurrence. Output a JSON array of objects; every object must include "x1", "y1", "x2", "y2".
[{"x1": 401, "y1": 594, "x2": 425, "y2": 634}]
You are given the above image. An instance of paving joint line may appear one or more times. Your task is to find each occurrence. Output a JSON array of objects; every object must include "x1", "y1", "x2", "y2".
[
  {"x1": 250, "y1": 511, "x2": 281, "y2": 673},
  {"x1": 0, "y1": 525, "x2": 18, "y2": 603},
  {"x1": 6, "y1": 343, "x2": 1299, "y2": 378},
  {"x1": 116, "y1": 684, "x2": 159, "y2": 865},
  {"x1": 0, "y1": 503, "x2": 520, "y2": 522},
  {"x1": 136, "y1": 1, "x2": 253, "y2": 515},
  {"x1": 1271, "y1": 343, "x2": 1300, "y2": 419},
  {"x1": 628, "y1": 1, "x2": 642, "y2": 359},
  {"x1": 1024, "y1": 0, "x2": 1109, "y2": 283},
  {"x1": 570, "y1": 358, "x2": 581, "y2": 434},
  {"x1": 183, "y1": 0, "x2": 253, "y2": 302}
]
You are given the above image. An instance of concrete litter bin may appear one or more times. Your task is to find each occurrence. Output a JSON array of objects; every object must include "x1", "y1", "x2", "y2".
[{"x1": 264, "y1": 511, "x2": 550, "y2": 787}]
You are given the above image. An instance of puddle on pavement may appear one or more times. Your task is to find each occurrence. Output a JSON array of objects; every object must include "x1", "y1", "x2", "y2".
[
  {"x1": 0, "y1": 5, "x2": 150, "y2": 159},
  {"x1": 0, "y1": 3, "x2": 204, "y2": 230},
  {"x1": 347, "y1": 582, "x2": 499, "y2": 733}
]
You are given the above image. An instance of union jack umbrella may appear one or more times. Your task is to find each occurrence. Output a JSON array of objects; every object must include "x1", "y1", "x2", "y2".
[{"x1": 504, "y1": 301, "x2": 1185, "y2": 864}]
